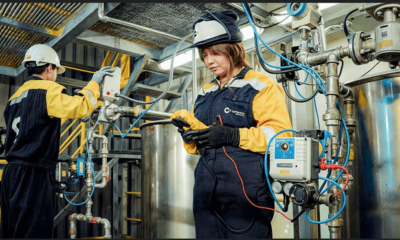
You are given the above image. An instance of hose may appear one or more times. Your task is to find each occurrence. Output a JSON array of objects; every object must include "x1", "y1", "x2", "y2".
[
  {"x1": 343, "y1": 8, "x2": 358, "y2": 38},
  {"x1": 115, "y1": 32, "x2": 193, "y2": 104},
  {"x1": 282, "y1": 80, "x2": 319, "y2": 103},
  {"x1": 306, "y1": 177, "x2": 346, "y2": 224}
]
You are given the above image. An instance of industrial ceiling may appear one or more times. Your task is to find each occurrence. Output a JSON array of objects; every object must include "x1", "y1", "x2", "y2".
[{"x1": 0, "y1": 2, "x2": 375, "y2": 80}]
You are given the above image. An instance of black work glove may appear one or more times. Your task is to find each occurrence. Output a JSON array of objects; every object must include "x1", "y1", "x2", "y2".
[
  {"x1": 171, "y1": 117, "x2": 194, "y2": 144},
  {"x1": 183, "y1": 124, "x2": 240, "y2": 149}
]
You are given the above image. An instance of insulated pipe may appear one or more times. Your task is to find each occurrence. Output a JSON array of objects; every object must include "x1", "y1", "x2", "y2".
[
  {"x1": 192, "y1": 48, "x2": 198, "y2": 102},
  {"x1": 98, "y1": 3, "x2": 184, "y2": 42}
]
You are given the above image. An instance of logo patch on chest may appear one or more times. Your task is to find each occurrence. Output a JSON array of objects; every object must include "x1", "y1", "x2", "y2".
[{"x1": 224, "y1": 107, "x2": 245, "y2": 117}]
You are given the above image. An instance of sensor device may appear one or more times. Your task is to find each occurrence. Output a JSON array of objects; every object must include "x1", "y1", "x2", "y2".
[{"x1": 269, "y1": 137, "x2": 319, "y2": 182}]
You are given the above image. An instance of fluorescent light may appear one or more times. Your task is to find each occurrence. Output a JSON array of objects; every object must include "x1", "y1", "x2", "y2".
[
  {"x1": 160, "y1": 50, "x2": 199, "y2": 70},
  {"x1": 241, "y1": 25, "x2": 263, "y2": 41},
  {"x1": 318, "y1": 3, "x2": 338, "y2": 10},
  {"x1": 274, "y1": 3, "x2": 339, "y2": 26},
  {"x1": 160, "y1": 25, "x2": 261, "y2": 70}
]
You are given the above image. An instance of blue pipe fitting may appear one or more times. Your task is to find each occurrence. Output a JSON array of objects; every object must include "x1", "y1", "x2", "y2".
[{"x1": 286, "y1": 3, "x2": 307, "y2": 17}]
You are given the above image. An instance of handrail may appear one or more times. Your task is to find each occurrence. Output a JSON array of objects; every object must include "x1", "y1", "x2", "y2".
[
  {"x1": 61, "y1": 119, "x2": 79, "y2": 138},
  {"x1": 59, "y1": 123, "x2": 82, "y2": 152},
  {"x1": 59, "y1": 123, "x2": 84, "y2": 154}
]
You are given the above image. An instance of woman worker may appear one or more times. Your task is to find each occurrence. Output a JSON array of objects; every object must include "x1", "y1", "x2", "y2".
[{"x1": 170, "y1": 9, "x2": 292, "y2": 238}]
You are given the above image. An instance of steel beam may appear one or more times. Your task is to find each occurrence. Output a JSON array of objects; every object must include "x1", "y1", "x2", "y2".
[
  {"x1": 0, "y1": 16, "x2": 58, "y2": 38},
  {"x1": 9, "y1": 3, "x2": 121, "y2": 78},
  {"x1": 139, "y1": 72, "x2": 171, "y2": 86},
  {"x1": 0, "y1": 65, "x2": 18, "y2": 76},
  {"x1": 75, "y1": 30, "x2": 160, "y2": 60},
  {"x1": 47, "y1": 3, "x2": 120, "y2": 52}
]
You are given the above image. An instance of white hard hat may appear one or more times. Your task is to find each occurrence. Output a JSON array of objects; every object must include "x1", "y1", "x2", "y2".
[{"x1": 22, "y1": 44, "x2": 65, "y2": 74}]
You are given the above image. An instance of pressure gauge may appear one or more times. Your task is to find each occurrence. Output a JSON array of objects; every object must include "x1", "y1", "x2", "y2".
[
  {"x1": 272, "y1": 181, "x2": 283, "y2": 194},
  {"x1": 283, "y1": 182, "x2": 294, "y2": 196}
]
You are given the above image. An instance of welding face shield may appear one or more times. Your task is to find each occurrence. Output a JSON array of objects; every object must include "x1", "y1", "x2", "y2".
[{"x1": 190, "y1": 9, "x2": 243, "y2": 48}]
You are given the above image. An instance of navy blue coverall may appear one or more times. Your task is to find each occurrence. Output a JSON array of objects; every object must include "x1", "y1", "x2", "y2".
[{"x1": 192, "y1": 67, "x2": 283, "y2": 238}]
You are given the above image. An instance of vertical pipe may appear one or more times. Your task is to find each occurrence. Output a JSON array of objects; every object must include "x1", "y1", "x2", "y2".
[
  {"x1": 192, "y1": 48, "x2": 198, "y2": 104},
  {"x1": 318, "y1": 17, "x2": 327, "y2": 51},
  {"x1": 324, "y1": 53, "x2": 342, "y2": 239}
]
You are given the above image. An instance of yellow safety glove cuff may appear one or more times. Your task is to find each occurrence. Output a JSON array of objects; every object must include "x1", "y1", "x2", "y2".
[{"x1": 170, "y1": 109, "x2": 208, "y2": 130}]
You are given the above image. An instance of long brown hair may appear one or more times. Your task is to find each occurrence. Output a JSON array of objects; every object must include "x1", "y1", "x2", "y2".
[{"x1": 198, "y1": 42, "x2": 250, "y2": 80}]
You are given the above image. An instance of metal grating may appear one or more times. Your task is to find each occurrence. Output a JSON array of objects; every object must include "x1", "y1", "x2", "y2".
[
  {"x1": 0, "y1": 3, "x2": 86, "y2": 30},
  {"x1": 89, "y1": 2, "x2": 245, "y2": 50},
  {"x1": 0, "y1": 25, "x2": 50, "y2": 68},
  {"x1": 0, "y1": 3, "x2": 87, "y2": 68}
]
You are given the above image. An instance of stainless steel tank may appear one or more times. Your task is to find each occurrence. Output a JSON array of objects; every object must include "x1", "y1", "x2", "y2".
[
  {"x1": 140, "y1": 120, "x2": 199, "y2": 238},
  {"x1": 344, "y1": 69, "x2": 400, "y2": 238}
]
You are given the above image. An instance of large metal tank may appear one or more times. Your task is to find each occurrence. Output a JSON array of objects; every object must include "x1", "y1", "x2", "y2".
[
  {"x1": 344, "y1": 69, "x2": 400, "y2": 238},
  {"x1": 140, "y1": 120, "x2": 199, "y2": 238}
]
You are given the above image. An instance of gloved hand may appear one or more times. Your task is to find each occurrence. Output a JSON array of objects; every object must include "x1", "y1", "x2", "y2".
[
  {"x1": 170, "y1": 109, "x2": 208, "y2": 130},
  {"x1": 184, "y1": 124, "x2": 240, "y2": 149},
  {"x1": 171, "y1": 117, "x2": 194, "y2": 144},
  {"x1": 92, "y1": 66, "x2": 115, "y2": 85}
]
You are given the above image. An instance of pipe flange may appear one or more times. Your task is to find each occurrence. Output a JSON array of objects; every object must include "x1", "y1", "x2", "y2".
[
  {"x1": 374, "y1": 4, "x2": 400, "y2": 21},
  {"x1": 348, "y1": 32, "x2": 370, "y2": 65},
  {"x1": 345, "y1": 119, "x2": 357, "y2": 127}
]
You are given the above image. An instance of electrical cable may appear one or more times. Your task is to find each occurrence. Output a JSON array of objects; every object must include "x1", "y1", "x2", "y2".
[
  {"x1": 313, "y1": 98, "x2": 320, "y2": 130},
  {"x1": 254, "y1": 36, "x2": 300, "y2": 74},
  {"x1": 111, "y1": 102, "x2": 156, "y2": 145},
  {"x1": 242, "y1": 3, "x2": 290, "y2": 29},
  {"x1": 264, "y1": 129, "x2": 299, "y2": 212},
  {"x1": 67, "y1": 178, "x2": 79, "y2": 185},
  {"x1": 319, "y1": 158, "x2": 349, "y2": 197},
  {"x1": 115, "y1": 33, "x2": 193, "y2": 104},
  {"x1": 214, "y1": 116, "x2": 292, "y2": 221},
  {"x1": 202, "y1": 156, "x2": 256, "y2": 233},
  {"x1": 306, "y1": 176, "x2": 346, "y2": 224},
  {"x1": 284, "y1": 80, "x2": 318, "y2": 102},
  {"x1": 343, "y1": 8, "x2": 358, "y2": 37},
  {"x1": 358, "y1": 61, "x2": 381, "y2": 78},
  {"x1": 293, "y1": 74, "x2": 325, "y2": 129},
  {"x1": 338, "y1": 59, "x2": 344, "y2": 78}
]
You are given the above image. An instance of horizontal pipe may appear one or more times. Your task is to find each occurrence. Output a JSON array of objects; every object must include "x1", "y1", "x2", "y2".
[
  {"x1": 62, "y1": 65, "x2": 95, "y2": 74},
  {"x1": 124, "y1": 217, "x2": 141, "y2": 222},
  {"x1": 125, "y1": 191, "x2": 141, "y2": 195}
]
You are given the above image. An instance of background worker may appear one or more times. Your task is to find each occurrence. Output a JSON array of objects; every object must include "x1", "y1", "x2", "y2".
[
  {"x1": 0, "y1": 44, "x2": 115, "y2": 238},
  {"x1": 170, "y1": 9, "x2": 292, "y2": 238}
]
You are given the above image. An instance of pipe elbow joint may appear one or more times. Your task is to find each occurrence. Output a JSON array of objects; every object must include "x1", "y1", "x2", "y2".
[{"x1": 98, "y1": 3, "x2": 109, "y2": 23}]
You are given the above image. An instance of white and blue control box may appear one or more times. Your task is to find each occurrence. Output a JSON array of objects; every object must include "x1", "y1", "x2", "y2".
[{"x1": 269, "y1": 137, "x2": 319, "y2": 182}]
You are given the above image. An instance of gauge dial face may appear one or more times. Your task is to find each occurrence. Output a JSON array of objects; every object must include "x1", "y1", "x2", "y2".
[
  {"x1": 283, "y1": 182, "x2": 294, "y2": 196},
  {"x1": 272, "y1": 181, "x2": 283, "y2": 194}
]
